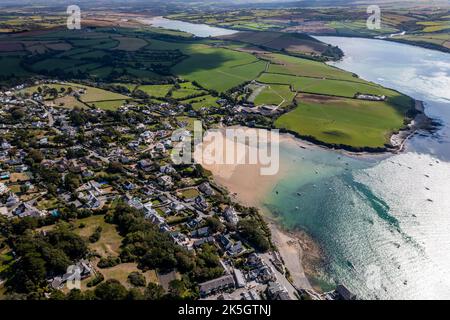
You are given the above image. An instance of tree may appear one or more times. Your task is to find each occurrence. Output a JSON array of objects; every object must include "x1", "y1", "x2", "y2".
[
  {"x1": 107, "y1": 162, "x2": 124, "y2": 174},
  {"x1": 144, "y1": 283, "x2": 165, "y2": 300},
  {"x1": 94, "y1": 279, "x2": 128, "y2": 300},
  {"x1": 127, "y1": 288, "x2": 145, "y2": 300},
  {"x1": 27, "y1": 149, "x2": 44, "y2": 164},
  {"x1": 168, "y1": 279, "x2": 190, "y2": 300},
  {"x1": 64, "y1": 172, "x2": 81, "y2": 192},
  {"x1": 238, "y1": 219, "x2": 270, "y2": 252},
  {"x1": 205, "y1": 216, "x2": 225, "y2": 233}
]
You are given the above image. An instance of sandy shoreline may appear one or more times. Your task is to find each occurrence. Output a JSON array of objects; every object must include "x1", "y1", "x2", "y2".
[
  {"x1": 195, "y1": 116, "x2": 432, "y2": 293},
  {"x1": 196, "y1": 128, "x2": 329, "y2": 292}
]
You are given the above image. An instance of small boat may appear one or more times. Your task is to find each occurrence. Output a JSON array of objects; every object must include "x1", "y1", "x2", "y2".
[
  {"x1": 427, "y1": 199, "x2": 433, "y2": 202},
  {"x1": 295, "y1": 206, "x2": 299, "y2": 210},
  {"x1": 297, "y1": 192, "x2": 302, "y2": 196}
]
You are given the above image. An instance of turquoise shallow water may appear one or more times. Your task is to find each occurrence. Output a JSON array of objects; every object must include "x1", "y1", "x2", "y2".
[
  {"x1": 141, "y1": 17, "x2": 450, "y2": 298},
  {"x1": 263, "y1": 37, "x2": 450, "y2": 300}
]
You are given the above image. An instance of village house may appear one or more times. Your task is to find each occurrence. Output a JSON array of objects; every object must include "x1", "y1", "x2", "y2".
[
  {"x1": 199, "y1": 274, "x2": 236, "y2": 297},
  {"x1": 266, "y1": 281, "x2": 291, "y2": 300},
  {"x1": 13, "y1": 203, "x2": 46, "y2": 218},
  {"x1": 50, "y1": 260, "x2": 93, "y2": 290},
  {"x1": 0, "y1": 182, "x2": 9, "y2": 195},
  {"x1": 157, "y1": 175, "x2": 173, "y2": 189},
  {"x1": 198, "y1": 182, "x2": 214, "y2": 196},
  {"x1": 223, "y1": 206, "x2": 239, "y2": 226},
  {"x1": 194, "y1": 195, "x2": 209, "y2": 211},
  {"x1": 193, "y1": 236, "x2": 215, "y2": 248},
  {"x1": 191, "y1": 226, "x2": 210, "y2": 238}
]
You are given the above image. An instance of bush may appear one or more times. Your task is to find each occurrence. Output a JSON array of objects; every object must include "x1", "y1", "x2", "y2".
[
  {"x1": 87, "y1": 273, "x2": 104, "y2": 288},
  {"x1": 97, "y1": 256, "x2": 121, "y2": 269},
  {"x1": 127, "y1": 271, "x2": 146, "y2": 287},
  {"x1": 89, "y1": 226, "x2": 102, "y2": 243}
]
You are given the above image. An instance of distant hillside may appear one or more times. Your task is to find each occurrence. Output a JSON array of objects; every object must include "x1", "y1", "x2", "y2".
[{"x1": 219, "y1": 31, "x2": 343, "y2": 60}]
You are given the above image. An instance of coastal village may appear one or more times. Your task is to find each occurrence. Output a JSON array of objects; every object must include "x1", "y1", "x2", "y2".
[{"x1": 0, "y1": 79, "x2": 356, "y2": 300}]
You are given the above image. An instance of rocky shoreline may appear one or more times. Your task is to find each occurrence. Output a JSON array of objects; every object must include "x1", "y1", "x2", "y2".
[{"x1": 390, "y1": 100, "x2": 435, "y2": 152}]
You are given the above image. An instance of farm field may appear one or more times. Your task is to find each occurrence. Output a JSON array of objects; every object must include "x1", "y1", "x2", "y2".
[
  {"x1": 264, "y1": 53, "x2": 363, "y2": 82},
  {"x1": 113, "y1": 36, "x2": 148, "y2": 51},
  {"x1": 137, "y1": 84, "x2": 173, "y2": 98},
  {"x1": 22, "y1": 82, "x2": 132, "y2": 110},
  {"x1": 171, "y1": 82, "x2": 207, "y2": 100},
  {"x1": 417, "y1": 20, "x2": 450, "y2": 33},
  {"x1": 257, "y1": 73, "x2": 396, "y2": 99},
  {"x1": 275, "y1": 94, "x2": 408, "y2": 148},
  {"x1": 326, "y1": 20, "x2": 397, "y2": 36},
  {"x1": 181, "y1": 94, "x2": 219, "y2": 110},
  {"x1": 172, "y1": 44, "x2": 267, "y2": 91},
  {"x1": 219, "y1": 31, "x2": 334, "y2": 56},
  {"x1": 253, "y1": 84, "x2": 296, "y2": 107},
  {"x1": 112, "y1": 83, "x2": 138, "y2": 92},
  {"x1": 88, "y1": 99, "x2": 129, "y2": 110},
  {"x1": 52, "y1": 95, "x2": 88, "y2": 109},
  {"x1": 0, "y1": 56, "x2": 31, "y2": 77}
]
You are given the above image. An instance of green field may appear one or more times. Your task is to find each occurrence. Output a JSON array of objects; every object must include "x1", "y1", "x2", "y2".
[
  {"x1": 275, "y1": 94, "x2": 409, "y2": 148},
  {"x1": 88, "y1": 100, "x2": 128, "y2": 110},
  {"x1": 137, "y1": 84, "x2": 173, "y2": 98},
  {"x1": 172, "y1": 44, "x2": 266, "y2": 92},
  {"x1": 22, "y1": 82, "x2": 131, "y2": 110},
  {"x1": 264, "y1": 53, "x2": 364, "y2": 82},
  {"x1": 171, "y1": 82, "x2": 207, "y2": 99},
  {"x1": 0, "y1": 56, "x2": 30, "y2": 77},
  {"x1": 31, "y1": 58, "x2": 76, "y2": 72},
  {"x1": 258, "y1": 73, "x2": 396, "y2": 99},
  {"x1": 112, "y1": 83, "x2": 138, "y2": 92},
  {"x1": 253, "y1": 84, "x2": 296, "y2": 107},
  {"x1": 181, "y1": 95, "x2": 219, "y2": 110}
]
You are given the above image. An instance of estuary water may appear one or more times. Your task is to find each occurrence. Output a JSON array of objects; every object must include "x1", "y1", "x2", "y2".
[
  {"x1": 262, "y1": 37, "x2": 450, "y2": 299},
  {"x1": 142, "y1": 17, "x2": 238, "y2": 37}
]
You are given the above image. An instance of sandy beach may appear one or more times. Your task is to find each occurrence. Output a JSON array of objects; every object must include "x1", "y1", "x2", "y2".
[{"x1": 195, "y1": 127, "x2": 326, "y2": 291}]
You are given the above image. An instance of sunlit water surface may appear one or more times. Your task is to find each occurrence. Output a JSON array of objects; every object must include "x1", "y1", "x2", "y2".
[{"x1": 262, "y1": 37, "x2": 450, "y2": 299}]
